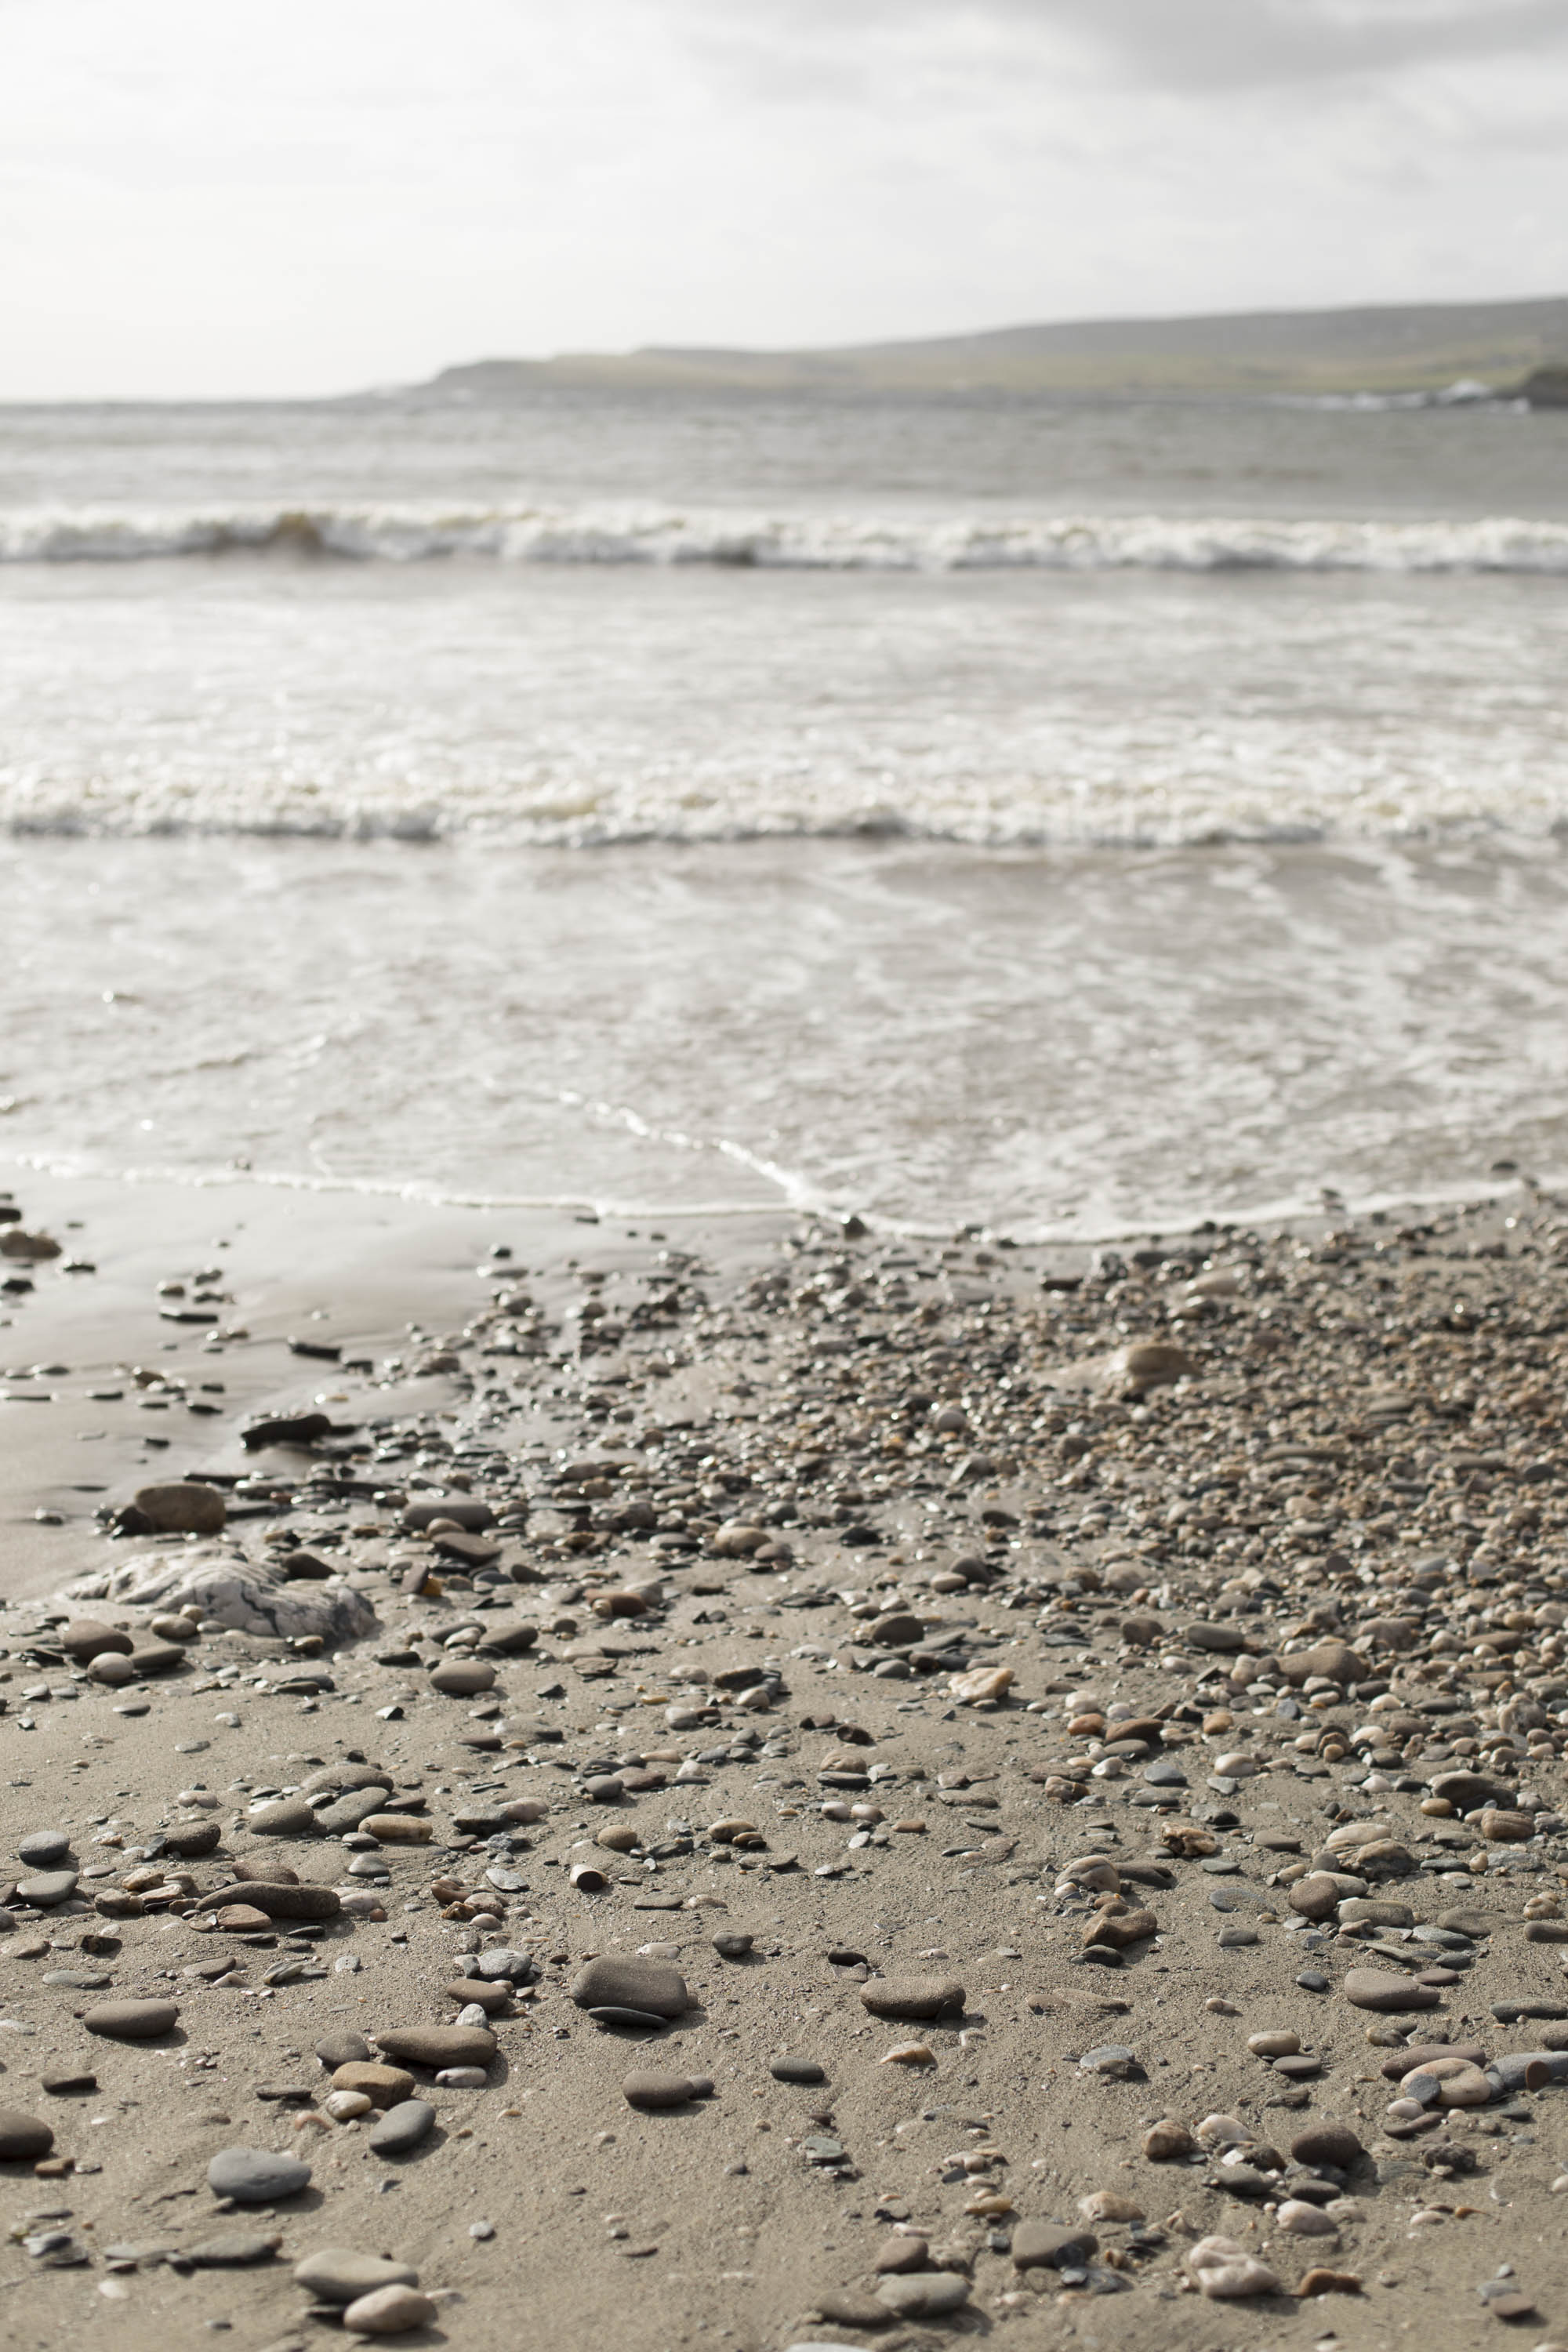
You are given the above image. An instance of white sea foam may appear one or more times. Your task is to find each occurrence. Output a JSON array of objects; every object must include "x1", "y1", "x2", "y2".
[{"x1": 4, "y1": 500, "x2": 1568, "y2": 573}]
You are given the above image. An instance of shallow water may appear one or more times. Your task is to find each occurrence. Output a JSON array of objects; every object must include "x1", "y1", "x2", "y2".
[
  {"x1": 5, "y1": 833, "x2": 1566, "y2": 1236},
  {"x1": 2, "y1": 388, "x2": 1565, "y2": 1234}
]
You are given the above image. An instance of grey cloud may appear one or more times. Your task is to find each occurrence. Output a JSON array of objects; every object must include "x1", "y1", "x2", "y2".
[{"x1": 677, "y1": 0, "x2": 1568, "y2": 95}]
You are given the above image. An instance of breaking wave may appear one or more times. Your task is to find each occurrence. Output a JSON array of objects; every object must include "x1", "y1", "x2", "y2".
[{"x1": 4, "y1": 501, "x2": 1568, "y2": 572}]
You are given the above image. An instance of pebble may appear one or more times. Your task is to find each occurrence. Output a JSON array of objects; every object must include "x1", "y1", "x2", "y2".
[
  {"x1": 331, "y1": 2063, "x2": 416, "y2": 2108},
  {"x1": 228, "y1": 1882, "x2": 341, "y2": 1922},
  {"x1": 0, "y1": 2108, "x2": 53, "y2": 2161},
  {"x1": 571, "y1": 1957, "x2": 690, "y2": 2019},
  {"x1": 374, "y1": 2026, "x2": 496, "y2": 2072},
  {"x1": 292, "y1": 2250, "x2": 420, "y2": 2305},
  {"x1": 132, "y1": 1480, "x2": 227, "y2": 1534},
  {"x1": 16, "y1": 1831, "x2": 71, "y2": 1867},
  {"x1": 248, "y1": 1799, "x2": 319, "y2": 1838},
  {"x1": 1011, "y1": 2219, "x2": 1098, "y2": 2269},
  {"x1": 315, "y1": 2032, "x2": 372, "y2": 2069},
  {"x1": 622, "y1": 2071, "x2": 714, "y2": 2109},
  {"x1": 341, "y1": 2285, "x2": 437, "y2": 2335},
  {"x1": 366, "y1": 2100, "x2": 437, "y2": 2155},
  {"x1": 1343, "y1": 1969, "x2": 1441, "y2": 2013},
  {"x1": 858, "y1": 1975, "x2": 965, "y2": 2020},
  {"x1": 83, "y1": 1999, "x2": 178, "y2": 2040},
  {"x1": 770, "y1": 2057, "x2": 827, "y2": 2084},
  {"x1": 206, "y1": 2147, "x2": 312, "y2": 2202},
  {"x1": 16, "y1": 1871, "x2": 78, "y2": 1907},
  {"x1": 188, "y1": 2232, "x2": 281, "y2": 2266},
  {"x1": 876, "y1": 2273, "x2": 971, "y2": 2317}
]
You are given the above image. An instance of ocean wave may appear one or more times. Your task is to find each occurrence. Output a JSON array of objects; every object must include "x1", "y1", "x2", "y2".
[{"x1": 3, "y1": 500, "x2": 1568, "y2": 572}]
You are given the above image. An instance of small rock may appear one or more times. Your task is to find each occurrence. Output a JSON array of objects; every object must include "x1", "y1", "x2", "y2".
[
  {"x1": 1185, "y1": 2234, "x2": 1283, "y2": 2298},
  {"x1": 1011, "y1": 2219, "x2": 1097, "y2": 2270},
  {"x1": 770, "y1": 2057, "x2": 827, "y2": 2085},
  {"x1": 16, "y1": 1871, "x2": 78, "y2": 1907},
  {"x1": 1297, "y1": 2267, "x2": 1363, "y2": 2297},
  {"x1": 366, "y1": 2100, "x2": 436, "y2": 2156},
  {"x1": 374, "y1": 2027, "x2": 495, "y2": 2073},
  {"x1": 1291, "y1": 2125, "x2": 1363, "y2": 2171},
  {"x1": 876, "y1": 2273, "x2": 971, "y2": 2317},
  {"x1": 874, "y1": 2234, "x2": 929, "y2": 2274},
  {"x1": 1343, "y1": 1969, "x2": 1440, "y2": 2014},
  {"x1": 570, "y1": 1957, "x2": 690, "y2": 2019},
  {"x1": 206, "y1": 2147, "x2": 312, "y2": 2203},
  {"x1": 187, "y1": 2232, "x2": 281, "y2": 2266},
  {"x1": 132, "y1": 1481, "x2": 226, "y2": 1535},
  {"x1": 1143, "y1": 2119, "x2": 1196, "y2": 2161},
  {"x1": 1078, "y1": 2189, "x2": 1143, "y2": 2223},
  {"x1": 858, "y1": 1976, "x2": 965, "y2": 2021},
  {"x1": 1278, "y1": 2201, "x2": 1339, "y2": 2235},
  {"x1": 430, "y1": 1661, "x2": 495, "y2": 1697},
  {"x1": 330, "y1": 2063, "x2": 416, "y2": 2109},
  {"x1": 248, "y1": 1800, "x2": 319, "y2": 1838},
  {"x1": 622, "y1": 2072, "x2": 713, "y2": 2109},
  {"x1": 83, "y1": 1999, "x2": 178, "y2": 2040},
  {"x1": 341, "y1": 2285, "x2": 437, "y2": 2335},
  {"x1": 315, "y1": 2032, "x2": 372, "y2": 2069},
  {"x1": 292, "y1": 2250, "x2": 419, "y2": 2306},
  {"x1": 0, "y1": 2109, "x2": 53, "y2": 2162},
  {"x1": 16, "y1": 1831, "x2": 71, "y2": 1867}
]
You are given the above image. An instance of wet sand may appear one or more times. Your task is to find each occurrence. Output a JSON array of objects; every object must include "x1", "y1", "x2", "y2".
[{"x1": 0, "y1": 1170, "x2": 1566, "y2": 2352}]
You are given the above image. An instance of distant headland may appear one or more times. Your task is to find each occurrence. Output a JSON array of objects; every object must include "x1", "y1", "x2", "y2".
[{"x1": 406, "y1": 296, "x2": 1568, "y2": 401}]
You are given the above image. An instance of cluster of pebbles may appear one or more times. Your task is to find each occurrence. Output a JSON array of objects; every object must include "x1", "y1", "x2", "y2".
[{"x1": 2, "y1": 1187, "x2": 1568, "y2": 2348}]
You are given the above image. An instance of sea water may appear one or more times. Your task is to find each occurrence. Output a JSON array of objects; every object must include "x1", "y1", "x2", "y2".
[{"x1": 1, "y1": 387, "x2": 1565, "y2": 1235}]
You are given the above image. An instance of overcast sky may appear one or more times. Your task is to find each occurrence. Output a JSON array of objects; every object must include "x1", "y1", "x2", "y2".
[{"x1": 2, "y1": 0, "x2": 1566, "y2": 398}]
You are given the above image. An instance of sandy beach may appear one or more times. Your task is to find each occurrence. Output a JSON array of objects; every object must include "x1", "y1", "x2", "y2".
[{"x1": 0, "y1": 1167, "x2": 1566, "y2": 2349}]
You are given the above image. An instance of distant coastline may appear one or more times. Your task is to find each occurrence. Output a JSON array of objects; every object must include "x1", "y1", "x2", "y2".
[{"x1": 408, "y1": 293, "x2": 1568, "y2": 401}]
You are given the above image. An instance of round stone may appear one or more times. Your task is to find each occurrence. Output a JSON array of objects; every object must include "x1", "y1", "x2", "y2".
[
  {"x1": 162, "y1": 1820, "x2": 222, "y2": 1860},
  {"x1": 429, "y1": 1661, "x2": 495, "y2": 1697},
  {"x1": 248, "y1": 1799, "x2": 319, "y2": 1838},
  {"x1": 342, "y1": 2285, "x2": 437, "y2": 2336},
  {"x1": 316, "y1": 2031, "x2": 373, "y2": 2070},
  {"x1": 330, "y1": 2063, "x2": 416, "y2": 2109},
  {"x1": 16, "y1": 1831, "x2": 71, "y2": 1867},
  {"x1": 83, "y1": 1999, "x2": 179, "y2": 2040},
  {"x1": 59, "y1": 1621, "x2": 133, "y2": 1663},
  {"x1": 770, "y1": 2057, "x2": 827, "y2": 2085},
  {"x1": 206, "y1": 2147, "x2": 312, "y2": 2202},
  {"x1": 712, "y1": 1933, "x2": 753, "y2": 1959},
  {"x1": 16, "y1": 1871, "x2": 78, "y2": 1907},
  {"x1": 132, "y1": 1481, "x2": 227, "y2": 1534},
  {"x1": 293, "y1": 2250, "x2": 420, "y2": 2307},
  {"x1": 366, "y1": 2100, "x2": 436, "y2": 2156},
  {"x1": 1290, "y1": 2124, "x2": 1363, "y2": 2171},
  {"x1": 0, "y1": 2108, "x2": 53, "y2": 2161}
]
